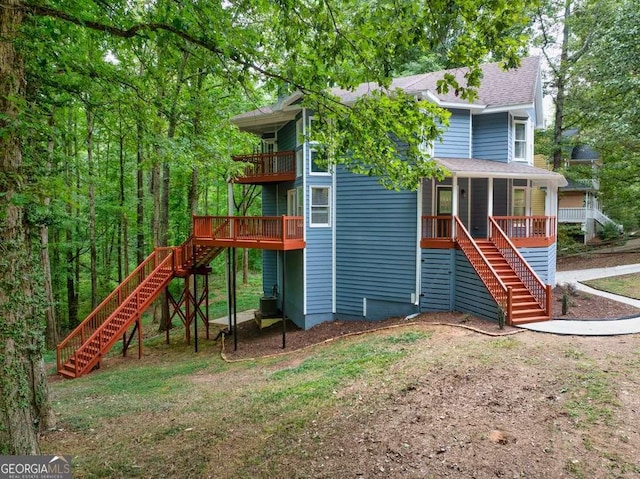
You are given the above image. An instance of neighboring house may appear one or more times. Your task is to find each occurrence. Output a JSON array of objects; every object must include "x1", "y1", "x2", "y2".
[
  {"x1": 555, "y1": 135, "x2": 621, "y2": 242},
  {"x1": 231, "y1": 56, "x2": 567, "y2": 328}
]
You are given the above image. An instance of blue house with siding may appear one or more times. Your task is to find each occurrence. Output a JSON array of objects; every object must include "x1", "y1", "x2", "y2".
[{"x1": 230, "y1": 57, "x2": 567, "y2": 328}]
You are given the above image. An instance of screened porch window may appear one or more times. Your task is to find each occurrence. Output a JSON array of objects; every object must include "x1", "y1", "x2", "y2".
[{"x1": 512, "y1": 187, "x2": 527, "y2": 216}]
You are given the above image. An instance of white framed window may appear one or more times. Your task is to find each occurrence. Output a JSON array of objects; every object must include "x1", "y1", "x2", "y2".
[
  {"x1": 513, "y1": 119, "x2": 528, "y2": 162},
  {"x1": 310, "y1": 186, "x2": 331, "y2": 227}
]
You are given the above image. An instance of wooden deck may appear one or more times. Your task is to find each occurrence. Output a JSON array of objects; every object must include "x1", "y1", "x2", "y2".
[
  {"x1": 193, "y1": 215, "x2": 305, "y2": 250},
  {"x1": 421, "y1": 216, "x2": 556, "y2": 248},
  {"x1": 231, "y1": 151, "x2": 296, "y2": 184}
]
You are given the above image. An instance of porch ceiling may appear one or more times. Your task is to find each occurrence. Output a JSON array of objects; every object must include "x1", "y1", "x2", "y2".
[{"x1": 434, "y1": 157, "x2": 568, "y2": 186}]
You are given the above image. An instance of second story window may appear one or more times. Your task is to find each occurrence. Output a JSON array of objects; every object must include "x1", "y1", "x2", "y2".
[
  {"x1": 513, "y1": 120, "x2": 528, "y2": 162},
  {"x1": 310, "y1": 186, "x2": 331, "y2": 227}
]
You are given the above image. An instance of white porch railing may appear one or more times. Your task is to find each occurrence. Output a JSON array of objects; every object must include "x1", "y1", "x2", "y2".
[
  {"x1": 558, "y1": 208, "x2": 622, "y2": 231},
  {"x1": 558, "y1": 207, "x2": 589, "y2": 222}
]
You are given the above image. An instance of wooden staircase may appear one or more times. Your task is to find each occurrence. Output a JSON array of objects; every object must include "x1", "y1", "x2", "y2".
[
  {"x1": 454, "y1": 217, "x2": 551, "y2": 326},
  {"x1": 57, "y1": 242, "x2": 223, "y2": 379},
  {"x1": 475, "y1": 240, "x2": 549, "y2": 324}
]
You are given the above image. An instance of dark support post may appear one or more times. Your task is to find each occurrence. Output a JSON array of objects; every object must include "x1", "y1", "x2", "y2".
[
  {"x1": 193, "y1": 244, "x2": 198, "y2": 353},
  {"x1": 282, "y1": 250, "x2": 286, "y2": 349},
  {"x1": 185, "y1": 278, "x2": 191, "y2": 345},
  {"x1": 122, "y1": 331, "x2": 127, "y2": 356},
  {"x1": 204, "y1": 272, "x2": 210, "y2": 339},
  {"x1": 137, "y1": 317, "x2": 142, "y2": 359},
  {"x1": 232, "y1": 247, "x2": 238, "y2": 351},
  {"x1": 227, "y1": 248, "x2": 232, "y2": 332}
]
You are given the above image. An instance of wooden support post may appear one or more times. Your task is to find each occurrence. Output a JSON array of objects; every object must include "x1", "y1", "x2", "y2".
[{"x1": 507, "y1": 287, "x2": 513, "y2": 326}]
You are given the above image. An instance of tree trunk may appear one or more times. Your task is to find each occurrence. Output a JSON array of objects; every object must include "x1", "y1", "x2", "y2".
[
  {"x1": 118, "y1": 128, "x2": 125, "y2": 282},
  {"x1": 42, "y1": 114, "x2": 59, "y2": 348},
  {"x1": 0, "y1": 0, "x2": 54, "y2": 453},
  {"x1": 552, "y1": 0, "x2": 572, "y2": 170},
  {"x1": 86, "y1": 105, "x2": 98, "y2": 308},
  {"x1": 136, "y1": 118, "x2": 145, "y2": 265}
]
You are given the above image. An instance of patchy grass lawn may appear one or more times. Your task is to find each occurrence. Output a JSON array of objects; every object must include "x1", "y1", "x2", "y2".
[
  {"x1": 43, "y1": 325, "x2": 640, "y2": 479},
  {"x1": 583, "y1": 273, "x2": 640, "y2": 300}
]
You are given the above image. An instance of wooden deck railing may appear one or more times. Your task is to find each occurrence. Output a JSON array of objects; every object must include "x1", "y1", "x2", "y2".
[
  {"x1": 454, "y1": 217, "x2": 512, "y2": 318},
  {"x1": 56, "y1": 247, "x2": 174, "y2": 373},
  {"x1": 193, "y1": 216, "x2": 304, "y2": 246},
  {"x1": 232, "y1": 151, "x2": 296, "y2": 183},
  {"x1": 421, "y1": 216, "x2": 453, "y2": 240},
  {"x1": 422, "y1": 216, "x2": 557, "y2": 248},
  {"x1": 68, "y1": 251, "x2": 175, "y2": 377},
  {"x1": 488, "y1": 217, "x2": 551, "y2": 316},
  {"x1": 491, "y1": 216, "x2": 556, "y2": 246}
]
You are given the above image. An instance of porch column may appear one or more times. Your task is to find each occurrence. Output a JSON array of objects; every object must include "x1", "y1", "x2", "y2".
[
  {"x1": 545, "y1": 181, "x2": 558, "y2": 237},
  {"x1": 487, "y1": 176, "x2": 494, "y2": 217},
  {"x1": 452, "y1": 175, "x2": 458, "y2": 240}
]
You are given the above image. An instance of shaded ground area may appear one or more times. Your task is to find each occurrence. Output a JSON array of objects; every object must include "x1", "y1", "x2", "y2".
[{"x1": 43, "y1": 327, "x2": 640, "y2": 479}]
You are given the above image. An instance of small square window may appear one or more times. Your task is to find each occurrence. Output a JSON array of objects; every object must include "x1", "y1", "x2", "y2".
[{"x1": 310, "y1": 149, "x2": 329, "y2": 173}]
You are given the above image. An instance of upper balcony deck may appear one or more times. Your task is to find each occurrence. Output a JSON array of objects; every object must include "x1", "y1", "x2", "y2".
[
  {"x1": 231, "y1": 151, "x2": 296, "y2": 184},
  {"x1": 193, "y1": 215, "x2": 305, "y2": 250}
]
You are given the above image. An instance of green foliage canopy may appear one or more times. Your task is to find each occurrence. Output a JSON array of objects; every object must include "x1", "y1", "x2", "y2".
[{"x1": 23, "y1": 0, "x2": 533, "y2": 190}]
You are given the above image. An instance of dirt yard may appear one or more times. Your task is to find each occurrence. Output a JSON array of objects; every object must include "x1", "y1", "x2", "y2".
[{"x1": 43, "y1": 248, "x2": 640, "y2": 478}]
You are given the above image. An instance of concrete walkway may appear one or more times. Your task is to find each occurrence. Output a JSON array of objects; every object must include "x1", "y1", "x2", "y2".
[{"x1": 519, "y1": 263, "x2": 640, "y2": 336}]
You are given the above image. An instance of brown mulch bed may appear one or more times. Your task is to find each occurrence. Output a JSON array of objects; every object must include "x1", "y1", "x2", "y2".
[
  {"x1": 221, "y1": 312, "x2": 518, "y2": 361},
  {"x1": 557, "y1": 250, "x2": 640, "y2": 271},
  {"x1": 220, "y1": 285, "x2": 640, "y2": 361},
  {"x1": 552, "y1": 284, "x2": 640, "y2": 321}
]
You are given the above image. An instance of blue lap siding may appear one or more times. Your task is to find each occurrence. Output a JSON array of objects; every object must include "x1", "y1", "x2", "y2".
[
  {"x1": 434, "y1": 109, "x2": 471, "y2": 158},
  {"x1": 336, "y1": 169, "x2": 418, "y2": 319},
  {"x1": 472, "y1": 112, "x2": 509, "y2": 162}
]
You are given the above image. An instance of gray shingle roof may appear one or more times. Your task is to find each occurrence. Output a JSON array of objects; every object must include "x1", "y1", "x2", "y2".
[
  {"x1": 435, "y1": 157, "x2": 568, "y2": 186},
  {"x1": 331, "y1": 56, "x2": 541, "y2": 108},
  {"x1": 232, "y1": 57, "x2": 542, "y2": 130}
]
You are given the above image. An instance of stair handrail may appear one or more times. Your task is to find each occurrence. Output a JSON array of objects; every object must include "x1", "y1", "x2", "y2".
[
  {"x1": 56, "y1": 248, "x2": 173, "y2": 372},
  {"x1": 488, "y1": 217, "x2": 551, "y2": 315},
  {"x1": 592, "y1": 209, "x2": 623, "y2": 232},
  {"x1": 71, "y1": 250, "x2": 175, "y2": 377},
  {"x1": 454, "y1": 217, "x2": 512, "y2": 317}
]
